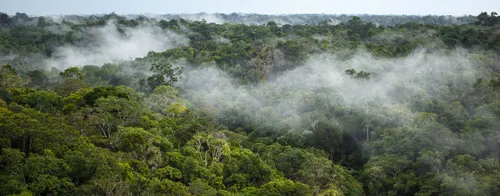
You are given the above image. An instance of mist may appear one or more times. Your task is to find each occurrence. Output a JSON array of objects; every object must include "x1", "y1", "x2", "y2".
[
  {"x1": 144, "y1": 13, "x2": 475, "y2": 26},
  {"x1": 177, "y1": 48, "x2": 478, "y2": 134},
  {"x1": 2, "y1": 10, "x2": 500, "y2": 195},
  {"x1": 43, "y1": 21, "x2": 187, "y2": 70}
]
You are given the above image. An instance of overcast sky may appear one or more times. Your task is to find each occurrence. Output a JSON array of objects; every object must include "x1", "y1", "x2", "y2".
[{"x1": 2, "y1": 0, "x2": 498, "y2": 16}]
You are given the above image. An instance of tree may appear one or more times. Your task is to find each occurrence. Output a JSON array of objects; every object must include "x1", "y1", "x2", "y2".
[
  {"x1": 60, "y1": 67, "x2": 83, "y2": 79},
  {"x1": 27, "y1": 70, "x2": 50, "y2": 89},
  {"x1": 256, "y1": 179, "x2": 311, "y2": 196},
  {"x1": 91, "y1": 177, "x2": 132, "y2": 196},
  {"x1": 188, "y1": 179, "x2": 218, "y2": 196},
  {"x1": 145, "y1": 85, "x2": 190, "y2": 116},
  {"x1": 438, "y1": 101, "x2": 469, "y2": 132},
  {"x1": 344, "y1": 69, "x2": 371, "y2": 79},
  {"x1": 8, "y1": 88, "x2": 62, "y2": 113},
  {"x1": 223, "y1": 148, "x2": 273, "y2": 188},
  {"x1": 0, "y1": 12, "x2": 11, "y2": 26},
  {"x1": 440, "y1": 155, "x2": 488, "y2": 196},
  {"x1": 82, "y1": 86, "x2": 136, "y2": 106},
  {"x1": 310, "y1": 121, "x2": 343, "y2": 160},
  {"x1": 113, "y1": 127, "x2": 171, "y2": 163},
  {"x1": 0, "y1": 65, "x2": 23, "y2": 89},
  {"x1": 247, "y1": 43, "x2": 284, "y2": 79},
  {"x1": 57, "y1": 67, "x2": 87, "y2": 97},
  {"x1": 90, "y1": 96, "x2": 143, "y2": 138},
  {"x1": 297, "y1": 156, "x2": 335, "y2": 189},
  {"x1": 0, "y1": 148, "x2": 27, "y2": 194},
  {"x1": 475, "y1": 11, "x2": 500, "y2": 26},
  {"x1": 0, "y1": 11, "x2": 500, "y2": 196},
  {"x1": 361, "y1": 155, "x2": 415, "y2": 195},
  {"x1": 141, "y1": 62, "x2": 182, "y2": 91},
  {"x1": 23, "y1": 151, "x2": 75, "y2": 195},
  {"x1": 186, "y1": 132, "x2": 230, "y2": 167},
  {"x1": 346, "y1": 16, "x2": 364, "y2": 39}
]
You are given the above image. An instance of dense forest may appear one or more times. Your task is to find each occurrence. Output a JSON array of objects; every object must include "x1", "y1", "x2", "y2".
[
  {"x1": 0, "y1": 11, "x2": 500, "y2": 196},
  {"x1": 131, "y1": 13, "x2": 478, "y2": 26}
]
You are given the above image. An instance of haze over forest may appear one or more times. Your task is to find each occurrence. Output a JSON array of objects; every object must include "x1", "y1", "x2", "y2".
[{"x1": 0, "y1": 6, "x2": 500, "y2": 196}]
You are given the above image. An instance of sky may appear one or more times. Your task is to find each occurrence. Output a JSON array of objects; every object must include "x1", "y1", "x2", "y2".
[{"x1": 2, "y1": 0, "x2": 498, "y2": 16}]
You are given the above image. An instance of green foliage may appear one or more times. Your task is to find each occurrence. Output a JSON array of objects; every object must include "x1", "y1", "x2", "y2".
[
  {"x1": 140, "y1": 61, "x2": 182, "y2": 92},
  {"x1": 475, "y1": 12, "x2": 500, "y2": 26},
  {"x1": 256, "y1": 179, "x2": 311, "y2": 196},
  {"x1": 0, "y1": 65, "x2": 24, "y2": 89},
  {"x1": 0, "y1": 11, "x2": 499, "y2": 196},
  {"x1": 8, "y1": 88, "x2": 62, "y2": 113},
  {"x1": 344, "y1": 69, "x2": 371, "y2": 79}
]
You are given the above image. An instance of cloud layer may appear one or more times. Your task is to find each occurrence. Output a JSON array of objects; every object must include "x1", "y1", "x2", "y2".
[{"x1": 44, "y1": 22, "x2": 187, "y2": 69}]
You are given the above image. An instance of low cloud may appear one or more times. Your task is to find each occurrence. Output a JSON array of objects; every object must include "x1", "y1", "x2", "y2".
[
  {"x1": 44, "y1": 21, "x2": 188, "y2": 70},
  {"x1": 177, "y1": 48, "x2": 478, "y2": 132}
]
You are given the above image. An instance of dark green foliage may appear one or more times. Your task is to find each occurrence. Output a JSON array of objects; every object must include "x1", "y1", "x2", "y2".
[
  {"x1": 345, "y1": 69, "x2": 371, "y2": 79},
  {"x1": 475, "y1": 12, "x2": 500, "y2": 26},
  {"x1": 83, "y1": 86, "x2": 132, "y2": 106},
  {"x1": 141, "y1": 62, "x2": 182, "y2": 92},
  {"x1": 0, "y1": 11, "x2": 499, "y2": 196}
]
